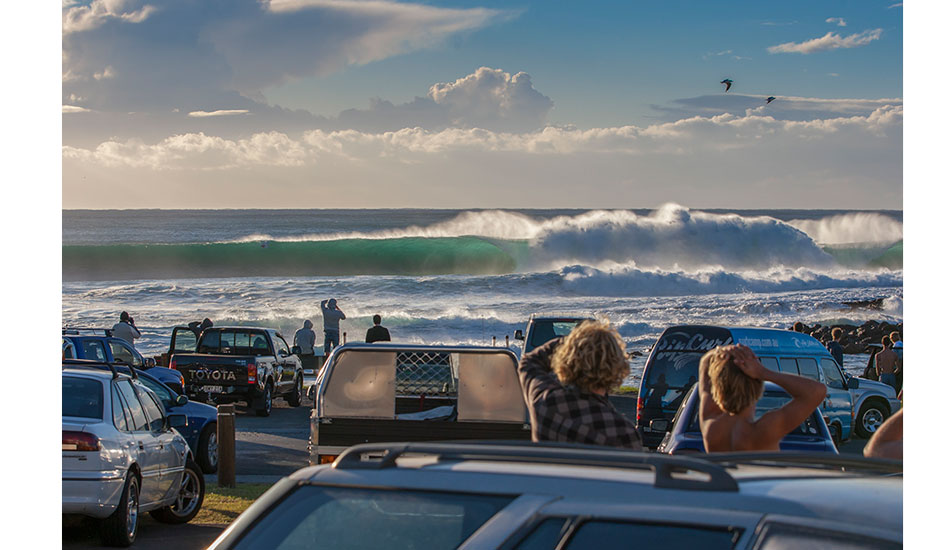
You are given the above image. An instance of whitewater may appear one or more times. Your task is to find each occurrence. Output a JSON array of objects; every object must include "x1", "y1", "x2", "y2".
[{"x1": 62, "y1": 205, "x2": 903, "y2": 384}]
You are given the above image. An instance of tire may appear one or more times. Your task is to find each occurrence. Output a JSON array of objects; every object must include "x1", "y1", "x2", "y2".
[
  {"x1": 100, "y1": 472, "x2": 139, "y2": 547},
  {"x1": 286, "y1": 376, "x2": 302, "y2": 407},
  {"x1": 856, "y1": 399, "x2": 889, "y2": 439},
  {"x1": 256, "y1": 383, "x2": 273, "y2": 417},
  {"x1": 829, "y1": 423, "x2": 841, "y2": 450},
  {"x1": 150, "y1": 458, "x2": 205, "y2": 524},
  {"x1": 197, "y1": 423, "x2": 218, "y2": 474}
]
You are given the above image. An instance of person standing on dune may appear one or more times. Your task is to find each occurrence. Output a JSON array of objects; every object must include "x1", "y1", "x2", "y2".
[{"x1": 321, "y1": 299, "x2": 346, "y2": 355}]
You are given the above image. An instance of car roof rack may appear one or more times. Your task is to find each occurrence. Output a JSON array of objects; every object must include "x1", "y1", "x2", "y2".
[
  {"x1": 703, "y1": 452, "x2": 903, "y2": 474},
  {"x1": 62, "y1": 359, "x2": 138, "y2": 380},
  {"x1": 332, "y1": 441, "x2": 739, "y2": 492},
  {"x1": 62, "y1": 327, "x2": 114, "y2": 337}
]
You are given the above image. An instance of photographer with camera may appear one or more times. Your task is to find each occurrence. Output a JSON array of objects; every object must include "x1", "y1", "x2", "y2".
[{"x1": 111, "y1": 311, "x2": 142, "y2": 348}]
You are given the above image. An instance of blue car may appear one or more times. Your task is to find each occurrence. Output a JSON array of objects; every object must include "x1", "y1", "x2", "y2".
[
  {"x1": 656, "y1": 382, "x2": 838, "y2": 455},
  {"x1": 63, "y1": 358, "x2": 220, "y2": 474},
  {"x1": 63, "y1": 331, "x2": 185, "y2": 395}
]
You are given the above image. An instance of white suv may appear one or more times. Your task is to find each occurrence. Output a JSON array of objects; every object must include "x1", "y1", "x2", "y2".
[{"x1": 62, "y1": 363, "x2": 205, "y2": 547}]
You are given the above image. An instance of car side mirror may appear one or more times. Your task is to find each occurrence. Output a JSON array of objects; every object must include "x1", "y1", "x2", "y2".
[
  {"x1": 144, "y1": 358, "x2": 156, "y2": 368},
  {"x1": 279, "y1": 349, "x2": 289, "y2": 357},
  {"x1": 175, "y1": 394, "x2": 189, "y2": 406},
  {"x1": 167, "y1": 413, "x2": 188, "y2": 430},
  {"x1": 847, "y1": 378, "x2": 860, "y2": 390},
  {"x1": 514, "y1": 330, "x2": 524, "y2": 341}
]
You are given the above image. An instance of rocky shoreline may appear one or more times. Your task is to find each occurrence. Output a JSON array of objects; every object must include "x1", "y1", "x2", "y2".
[{"x1": 793, "y1": 320, "x2": 902, "y2": 354}]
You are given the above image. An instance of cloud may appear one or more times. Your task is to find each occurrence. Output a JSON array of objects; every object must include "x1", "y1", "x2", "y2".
[
  {"x1": 63, "y1": 105, "x2": 902, "y2": 170},
  {"x1": 768, "y1": 29, "x2": 883, "y2": 54},
  {"x1": 650, "y1": 94, "x2": 900, "y2": 122},
  {"x1": 825, "y1": 17, "x2": 847, "y2": 27},
  {"x1": 188, "y1": 109, "x2": 251, "y2": 118},
  {"x1": 62, "y1": 0, "x2": 512, "y2": 115},
  {"x1": 63, "y1": 105, "x2": 92, "y2": 114},
  {"x1": 63, "y1": 0, "x2": 158, "y2": 35}
]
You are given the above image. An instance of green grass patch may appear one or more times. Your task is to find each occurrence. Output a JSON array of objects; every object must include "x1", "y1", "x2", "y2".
[
  {"x1": 194, "y1": 483, "x2": 273, "y2": 525},
  {"x1": 614, "y1": 385, "x2": 639, "y2": 395}
]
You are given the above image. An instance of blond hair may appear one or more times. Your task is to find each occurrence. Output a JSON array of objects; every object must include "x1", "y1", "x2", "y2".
[
  {"x1": 551, "y1": 320, "x2": 629, "y2": 393},
  {"x1": 704, "y1": 347, "x2": 764, "y2": 414}
]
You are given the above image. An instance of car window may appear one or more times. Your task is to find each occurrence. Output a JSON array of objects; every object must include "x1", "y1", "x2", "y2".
[
  {"x1": 62, "y1": 376, "x2": 103, "y2": 419},
  {"x1": 796, "y1": 358, "x2": 820, "y2": 381},
  {"x1": 138, "y1": 375, "x2": 174, "y2": 406},
  {"x1": 688, "y1": 391, "x2": 822, "y2": 437},
  {"x1": 820, "y1": 359, "x2": 847, "y2": 390},
  {"x1": 759, "y1": 357, "x2": 779, "y2": 372},
  {"x1": 173, "y1": 329, "x2": 198, "y2": 353},
  {"x1": 63, "y1": 339, "x2": 76, "y2": 359},
  {"x1": 231, "y1": 486, "x2": 513, "y2": 550},
  {"x1": 779, "y1": 357, "x2": 799, "y2": 375},
  {"x1": 199, "y1": 330, "x2": 220, "y2": 353},
  {"x1": 641, "y1": 351, "x2": 703, "y2": 413},
  {"x1": 273, "y1": 335, "x2": 289, "y2": 356},
  {"x1": 513, "y1": 518, "x2": 571, "y2": 550},
  {"x1": 116, "y1": 380, "x2": 149, "y2": 431},
  {"x1": 754, "y1": 522, "x2": 899, "y2": 550},
  {"x1": 110, "y1": 341, "x2": 137, "y2": 365},
  {"x1": 111, "y1": 384, "x2": 129, "y2": 431},
  {"x1": 136, "y1": 386, "x2": 167, "y2": 433},
  {"x1": 201, "y1": 330, "x2": 262, "y2": 356},
  {"x1": 563, "y1": 520, "x2": 738, "y2": 550},
  {"x1": 529, "y1": 321, "x2": 585, "y2": 349},
  {"x1": 82, "y1": 340, "x2": 107, "y2": 362}
]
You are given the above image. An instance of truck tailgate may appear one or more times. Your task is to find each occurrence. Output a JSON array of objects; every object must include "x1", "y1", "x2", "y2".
[{"x1": 172, "y1": 354, "x2": 254, "y2": 386}]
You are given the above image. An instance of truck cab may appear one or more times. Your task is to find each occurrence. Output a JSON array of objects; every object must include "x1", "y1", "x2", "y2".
[{"x1": 514, "y1": 315, "x2": 594, "y2": 356}]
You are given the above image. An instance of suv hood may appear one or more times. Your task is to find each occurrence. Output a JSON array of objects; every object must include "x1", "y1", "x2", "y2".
[{"x1": 855, "y1": 377, "x2": 898, "y2": 397}]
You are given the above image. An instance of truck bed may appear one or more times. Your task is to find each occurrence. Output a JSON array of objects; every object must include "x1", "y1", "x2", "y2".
[{"x1": 312, "y1": 417, "x2": 530, "y2": 448}]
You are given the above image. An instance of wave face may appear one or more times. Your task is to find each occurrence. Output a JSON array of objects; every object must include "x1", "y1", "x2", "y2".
[{"x1": 61, "y1": 206, "x2": 902, "y2": 281}]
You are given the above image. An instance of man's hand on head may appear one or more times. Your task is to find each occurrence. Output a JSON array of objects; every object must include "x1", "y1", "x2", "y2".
[{"x1": 729, "y1": 345, "x2": 767, "y2": 381}]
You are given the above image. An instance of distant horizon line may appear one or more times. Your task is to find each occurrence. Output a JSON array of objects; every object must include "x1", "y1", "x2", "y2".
[{"x1": 61, "y1": 206, "x2": 904, "y2": 213}]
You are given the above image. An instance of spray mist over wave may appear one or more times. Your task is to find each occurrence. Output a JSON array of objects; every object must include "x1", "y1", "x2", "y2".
[{"x1": 788, "y1": 213, "x2": 903, "y2": 245}]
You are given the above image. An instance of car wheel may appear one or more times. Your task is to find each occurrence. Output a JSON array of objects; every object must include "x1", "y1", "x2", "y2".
[
  {"x1": 286, "y1": 376, "x2": 302, "y2": 407},
  {"x1": 856, "y1": 399, "x2": 888, "y2": 439},
  {"x1": 101, "y1": 472, "x2": 139, "y2": 547},
  {"x1": 151, "y1": 458, "x2": 205, "y2": 524},
  {"x1": 256, "y1": 383, "x2": 273, "y2": 417},
  {"x1": 197, "y1": 423, "x2": 218, "y2": 474},
  {"x1": 829, "y1": 423, "x2": 841, "y2": 449}
]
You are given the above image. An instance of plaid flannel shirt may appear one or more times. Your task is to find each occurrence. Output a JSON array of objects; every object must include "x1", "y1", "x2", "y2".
[{"x1": 518, "y1": 338, "x2": 643, "y2": 450}]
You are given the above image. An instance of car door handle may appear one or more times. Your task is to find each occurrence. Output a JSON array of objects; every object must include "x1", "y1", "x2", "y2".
[{"x1": 137, "y1": 441, "x2": 144, "y2": 450}]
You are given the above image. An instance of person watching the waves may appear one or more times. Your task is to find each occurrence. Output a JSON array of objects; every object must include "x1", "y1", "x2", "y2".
[
  {"x1": 517, "y1": 320, "x2": 642, "y2": 450},
  {"x1": 321, "y1": 298, "x2": 346, "y2": 355},
  {"x1": 698, "y1": 344, "x2": 826, "y2": 452},
  {"x1": 112, "y1": 311, "x2": 141, "y2": 348}
]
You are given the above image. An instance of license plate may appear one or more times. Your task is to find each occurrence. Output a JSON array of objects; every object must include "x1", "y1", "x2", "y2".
[{"x1": 202, "y1": 385, "x2": 224, "y2": 394}]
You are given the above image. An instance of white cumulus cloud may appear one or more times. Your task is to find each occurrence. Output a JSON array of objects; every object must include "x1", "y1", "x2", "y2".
[
  {"x1": 63, "y1": 0, "x2": 158, "y2": 35},
  {"x1": 63, "y1": 105, "x2": 92, "y2": 114},
  {"x1": 825, "y1": 17, "x2": 847, "y2": 27},
  {"x1": 188, "y1": 109, "x2": 251, "y2": 118},
  {"x1": 768, "y1": 29, "x2": 883, "y2": 54}
]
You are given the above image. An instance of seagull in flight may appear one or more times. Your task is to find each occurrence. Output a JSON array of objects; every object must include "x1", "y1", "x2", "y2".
[
  {"x1": 720, "y1": 78, "x2": 733, "y2": 92},
  {"x1": 766, "y1": 96, "x2": 776, "y2": 104}
]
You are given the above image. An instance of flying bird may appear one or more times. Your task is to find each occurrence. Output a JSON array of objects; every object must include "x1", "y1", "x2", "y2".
[
  {"x1": 720, "y1": 79, "x2": 733, "y2": 92},
  {"x1": 766, "y1": 96, "x2": 776, "y2": 104}
]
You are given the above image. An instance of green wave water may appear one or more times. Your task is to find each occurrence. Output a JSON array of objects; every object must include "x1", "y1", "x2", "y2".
[
  {"x1": 63, "y1": 237, "x2": 524, "y2": 281},
  {"x1": 821, "y1": 240, "x2": 903, "y2": 269}
]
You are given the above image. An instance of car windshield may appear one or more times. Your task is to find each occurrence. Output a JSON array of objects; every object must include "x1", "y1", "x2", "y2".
[
  {"x1": 232, "y1": 486, "x2": 513, "y2": 550},
  {"x1": 63, "y1": 376, "x2": 103, "y2": 419},
  {"x1": 687, "y1": 391, "x2": 824, "y2": 437},
  {"x1": 641, "y1": 350, "x2": 703, "y2": 413}
]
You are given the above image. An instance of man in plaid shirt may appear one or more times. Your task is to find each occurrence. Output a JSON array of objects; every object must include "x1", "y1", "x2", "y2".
[{"x1": 518, "y1": 320, "x2": 642, "y2": 450}]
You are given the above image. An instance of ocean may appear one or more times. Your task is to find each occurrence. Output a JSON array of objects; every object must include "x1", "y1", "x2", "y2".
[{"x1": 61, "y1": 205, "x2": 903, "y2": 385}]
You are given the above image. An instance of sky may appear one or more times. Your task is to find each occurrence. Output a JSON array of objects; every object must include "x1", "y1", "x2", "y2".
[{"x1": 60, "y1": 0, "x2": 904, "y2": 209}]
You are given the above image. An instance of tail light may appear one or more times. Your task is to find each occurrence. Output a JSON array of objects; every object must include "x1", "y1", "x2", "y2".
[
  {"x1": 636, "y1": 397, "x2": 644, "y2": 423},
  {"x1": 247, "y1": 360, "x2": 257, "y2": 384},
  {"x1": 319, "y1": 455, "x2": 338, "y2": 465},
  {"x1": 63, "y1": 431, "x2": 100, "y2": 452}
]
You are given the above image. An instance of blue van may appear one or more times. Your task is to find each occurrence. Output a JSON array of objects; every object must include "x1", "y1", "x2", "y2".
[{"x1": 636, "y1": 325, "x2": 900, "y2": 449}]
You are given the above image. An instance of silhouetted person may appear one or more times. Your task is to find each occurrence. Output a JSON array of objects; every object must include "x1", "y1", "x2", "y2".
[
  {"x1": 112, "y1": 311, "x2": 141, "y2": 348},
  {"x1": 827, "y1": 327, "x2": 845, "y2": 367},
  {"x1": 792, "y1": 321, "x2": 805, "y2": 333},
  {"x1": 699, "y1": 344, "x2": 826, "y2": 452},
  {"x1": 645, "y1": 373, "x2": 670, "y2": 409},
  {"x1": 321, "y1": 298, "x2": 346, "y2": 354},
  {"x1": 365, "y1": 314, "x2": 391, "y2": 343},
  {"x1": 875, "y1": 335, "x2": 899, "y2": 390}
]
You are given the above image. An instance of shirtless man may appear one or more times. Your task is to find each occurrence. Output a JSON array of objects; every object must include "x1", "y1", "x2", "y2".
[
  {"x1": 875, "y1": 335, "x2": 899, "y2": 390},
  {"x1": 699, "y1": 344, "x2": 826, "y2": 452}
]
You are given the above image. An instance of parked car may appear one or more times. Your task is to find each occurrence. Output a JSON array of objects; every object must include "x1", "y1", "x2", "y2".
[
  {"x1": 656, "y1": 382, "x2": 838, "y2": 454},
  {"x1": 637, "y1": 325, "x2": 901, "y2": 448},
  {"x1": 62, "y1": 362, "x2": 205, "y2": 547},
  {"x1": 513, "y1": 315, "x2": 594, "y2": 356},
  {"x1": 169, "y1": 326, "x2": 303, "y2": 416},
  {"x1": 206, "y1": 441, "x2": 901, "y2": 550},
  {"x1": 63, "y1": 328, "x2": 185, "y2": 394}
]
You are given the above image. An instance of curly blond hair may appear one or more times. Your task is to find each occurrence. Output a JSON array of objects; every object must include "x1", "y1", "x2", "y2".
[
  {"x1": 705, "y1": 347, "x2": 764, "y2": 414},
  {"x1": 551, "y1": 320, "x2": 629, "y2": 393}
]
